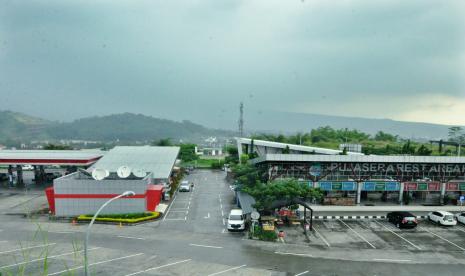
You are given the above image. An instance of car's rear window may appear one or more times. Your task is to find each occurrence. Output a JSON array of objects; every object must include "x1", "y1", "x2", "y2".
[
  {"x1": 404, "y1": 217, "x2": 416, "y2": 221},
  {"x1": 444, "y1": 215, "x2": 454, "y2": 220}
]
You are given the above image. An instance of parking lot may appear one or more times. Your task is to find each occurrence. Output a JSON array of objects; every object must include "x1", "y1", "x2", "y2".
[{"x1": 287, "y1": 218, "x2": 465, "y2": 254}]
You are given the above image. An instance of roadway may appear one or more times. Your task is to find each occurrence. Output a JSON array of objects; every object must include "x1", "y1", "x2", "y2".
[{"x1": 1, "y1": 170, "x2": 465, "y2": 275}]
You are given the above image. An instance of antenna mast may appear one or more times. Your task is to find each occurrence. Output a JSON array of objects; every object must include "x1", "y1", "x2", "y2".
[{"x1": 238, "y1": 102, "x2": 244, "y2": 137}]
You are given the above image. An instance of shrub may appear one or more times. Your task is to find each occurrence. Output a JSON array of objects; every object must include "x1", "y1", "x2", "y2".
[
  {"x1": 77, "y1": 212, "x2": 160, "y2": 223},
  {"x1": 253, "y1": 227, "x2": 277, "y2": 242}
]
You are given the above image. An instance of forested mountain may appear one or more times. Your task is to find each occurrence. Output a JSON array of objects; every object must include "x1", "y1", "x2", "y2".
[
  {"x1": 0, "y1": 111, "x2": 234, "y2": 144},
  {"x1": 46, "y1": 113, "x2": 233, "y2": 142},
  {"x1": 0, "y1": 111, "x2": 52, "y2": 142}
]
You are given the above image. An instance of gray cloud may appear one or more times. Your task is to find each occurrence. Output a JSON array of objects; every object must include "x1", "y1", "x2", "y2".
[{"x1": 0, "y1": 0, "x2": 463, "y2": 128}]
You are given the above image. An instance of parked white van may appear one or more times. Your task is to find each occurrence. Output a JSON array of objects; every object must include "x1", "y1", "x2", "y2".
[{"x1": 227, "y1": 209, "x2": 245, "y2": 231}]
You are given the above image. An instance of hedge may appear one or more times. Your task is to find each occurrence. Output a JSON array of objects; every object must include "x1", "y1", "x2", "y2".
[{"x1": 77, "y1": 212, "x2": 160, "y2": 223}]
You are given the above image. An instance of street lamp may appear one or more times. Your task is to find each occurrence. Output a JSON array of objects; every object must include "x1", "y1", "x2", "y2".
[{"x1": 84, "y1": 190, "x2": 135, "y2": 276}]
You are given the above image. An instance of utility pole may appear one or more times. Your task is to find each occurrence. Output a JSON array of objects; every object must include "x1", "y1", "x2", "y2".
[{"x1": 238, "y1": 102, "x2": 244, "y2": 137}]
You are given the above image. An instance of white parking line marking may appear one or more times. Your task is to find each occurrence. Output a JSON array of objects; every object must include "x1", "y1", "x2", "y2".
[
  {"x1": 48, "y1": 252, "x2": 144, "y2": 275},
  {"x1": 275, "y1": 251, "x2": 313, "y2": 257},
  {"x1": 295, "y1": 271, "x2": 309, "y2": 276},
  {"x1": 374, "y1": 221, "x2": 421, "y2": 250},
  {"x1": 125, "y1": 259, "x2": 191, "y2": 276},
  {"x1": 189, "y1": 243, "x2": 223, "y2": 249},
  {"x1": 0, "y1": 247, "x2": 100, "y2": 269},
  {"x1": 0, "y1": 241, "x2": 7, "y2": 243},
  {"x1": 118, "y1": 236, "x2": 145, "y2": 240},
  {"x1": 0, "y1": 243, "x2": 57, "y2": 255},
  {"x1": 419, "y1": 227, "x2": 465, "y2": 251},
  {"x1": 222, "y1": 218, "x2": 226, "y2": 225},
  {"x1": 312, "y1": 226, "x2": 330, "y2": 247},
  {"x1": 207, "y1": 264, "x2": 247, "y2": 276},
  {"x1": 204, "y1": 213, "x2": 210, "y2": 219},
  {"x1": 48, "y1": 231, "x2": 76, "y2": 234},
  {"x1": 221, "y1": 229, "x2": 226, "y2": 233},
  {"x1": 338, "y1": 219, "x2": 376, "y2": 249},
  {"x1": 455, "y1": 227, "x2": 465, "y2": 233},
  {"x1": 163, "y1": 194, "x2": 177, "y2": 221},
  {"x1": 373, "y1": 258, "x2": 412, "y2": 263}
]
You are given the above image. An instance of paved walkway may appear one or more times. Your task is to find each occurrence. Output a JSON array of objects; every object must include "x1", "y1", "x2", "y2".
[{"x1": 310, "y1": 205, "x2": 465, "y2": 212}]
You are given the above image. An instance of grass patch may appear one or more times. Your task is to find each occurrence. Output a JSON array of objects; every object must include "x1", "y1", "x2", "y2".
[
  {"x1": 181, "y1": 158, "x2": 224, "y2": 169},
  {"x1": 77, "y1": 212, "x2": 160, "y2": 223}
]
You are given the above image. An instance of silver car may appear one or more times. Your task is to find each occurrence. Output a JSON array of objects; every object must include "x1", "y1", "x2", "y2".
[{"x1": 179, "y1": 181, "x2": 191, "y2": 192}]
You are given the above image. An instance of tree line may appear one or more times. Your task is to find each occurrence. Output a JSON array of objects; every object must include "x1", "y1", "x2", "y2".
[{"x1": 250, "y1": 126, "x2": 464, "y2": 156}]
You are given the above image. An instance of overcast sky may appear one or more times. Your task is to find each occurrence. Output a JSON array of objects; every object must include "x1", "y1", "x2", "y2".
[{"x1": 0, "y1": 0, "x2": 464, "y2": 128}]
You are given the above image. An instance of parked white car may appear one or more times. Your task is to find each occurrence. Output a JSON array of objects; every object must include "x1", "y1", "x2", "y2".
[
  {"x1": 22, "y1": 165, "x2": 34, "y2": 170},
  {"x1": 428, "y1": 211, "x2": 457, "y2": 226},
  {"x1": 455, "y1": 212, "x2": 465, "y2": 225},
  {"x1": 227, "y1": 209, "x2": 245, "y2": 231}
]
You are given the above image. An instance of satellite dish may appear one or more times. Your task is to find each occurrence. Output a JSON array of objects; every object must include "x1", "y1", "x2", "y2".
[
  {"x1": 133, "y1": 168, "x2": 147, "y2": 178},
  {"x1": 251, "y1": 211, "x2": 260, "y2": 220},
  {"x1": 92, "y1": 169, "x2": 108, "y2": 181},
  {"x1": 117, "y1": 166, "x2": 132, "y2": 178}
]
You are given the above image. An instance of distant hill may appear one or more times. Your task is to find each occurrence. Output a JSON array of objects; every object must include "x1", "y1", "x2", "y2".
[
  {"x1": 244, "y1": 110, "x2": 459, "y2": 140},
  {"x1": 0, "y1": 109, "x2": 459, "y2": 144},
  {"x1": 0, "y1": 111, "x2": 234, "y2": 144},
  {"x1": 0, "y1": 110, "x2": 52, "y2": 141},
  {"x1": 46, "y1": 113, "x2": 234, "y2": 142}
]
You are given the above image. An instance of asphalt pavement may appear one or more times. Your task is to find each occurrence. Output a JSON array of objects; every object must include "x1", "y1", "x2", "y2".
[{"x1": 1, "y1": 170, "x2": 465, "y2": 275}]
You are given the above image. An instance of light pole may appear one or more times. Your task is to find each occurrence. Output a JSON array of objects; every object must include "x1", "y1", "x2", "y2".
[{"x1": 84, "y1": 191, "x2": 135, "y2": 276}]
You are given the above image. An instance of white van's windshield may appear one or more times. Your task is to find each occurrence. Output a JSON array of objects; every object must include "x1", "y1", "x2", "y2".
[{"x1": 229, "y1": 215, "x2": 242, "y2": 220}]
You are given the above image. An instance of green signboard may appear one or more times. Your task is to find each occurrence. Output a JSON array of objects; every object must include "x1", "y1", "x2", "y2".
[
  {"x1": 417, "y1": 183, "x2": 428, "y2": 191},
  {"x1": 332, "y1": 183, "x2": 342, "y2": 190},
  {"x1": 460, "y1": 183, "x2": 465, "y2": 191}
]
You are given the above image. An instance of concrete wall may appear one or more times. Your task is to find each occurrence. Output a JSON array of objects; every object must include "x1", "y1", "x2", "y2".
[{"x1": 54, "y1": 175, "x2": 149, "y2": 217}]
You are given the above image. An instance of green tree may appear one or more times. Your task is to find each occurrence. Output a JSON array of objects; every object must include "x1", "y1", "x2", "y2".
[
  {"x1": 374, "y1": 131, "x2": 398, "y2": 142},
  {"x1": 243, "y1": 179, "x2": 323, "y2": 210},
  {"x1": 179, "y1": 144, "x2": 198, "y2": 162},
  {"x1": 224, "y1": 145, "x2": 239, "y2": 164},
  {"x1": 240, "y1": 153, "x2": 249, "y2": 164},
  {"x1": 152, "y1": 138, "x2": 172, "y2": 146},
  {"x1": 416, "y1": 144, "x2": 432, "y2": 156},
  {"x1": 448, "y1": 126, "x2": 463, "y2": 143},
  {"x1": 282, "y1": 145, "x2": 290, "y2": 154},
  {"x1": 401, "y1": 140, "x2": 416, "y2": 155},
  {"x1": 43, "y1": 144, "x2": 72, "y2": 150},
  {"x1": 231, "y1": 163, "x2": 265, "y2": 188}
]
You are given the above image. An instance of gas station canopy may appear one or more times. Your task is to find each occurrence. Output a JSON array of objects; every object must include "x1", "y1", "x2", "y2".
[{"x1": 0, "y1": 150, "x2": 104, "y2": 166}]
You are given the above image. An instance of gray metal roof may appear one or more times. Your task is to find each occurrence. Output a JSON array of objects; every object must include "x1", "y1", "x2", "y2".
[
  {"x1": 252, "y1": 154, "x2": 465, "y2": 164},
  {"x1": 236, "y1": 137, "x2": 363, "y2": 155},
  {"x1": 237, "y1": 191, "x2": 256, "y2": 214},
  {"x1": 92, "y1": 146, "x2": 180, "y2": 179}
]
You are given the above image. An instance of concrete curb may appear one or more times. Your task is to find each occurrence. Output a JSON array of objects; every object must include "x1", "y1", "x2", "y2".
[{"x1": 312, "y1": 215, "x2": 428, "y2": 220}]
